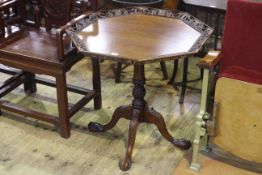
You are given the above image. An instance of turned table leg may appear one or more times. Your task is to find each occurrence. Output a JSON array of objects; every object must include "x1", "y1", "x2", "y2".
[
  {"x1": 88, "y1": 63, "x2": 191, "y2": 171},
  {"x1": 119, "y1": 108, "x2": 140, "y2": 171},
  {"x1": 119, "y1": 64, "x2": 145, "y2": 170}
]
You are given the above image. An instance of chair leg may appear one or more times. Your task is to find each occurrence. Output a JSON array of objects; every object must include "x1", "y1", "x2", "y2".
[
  {"x1": 214, "y1": 14, "x2": 221, "y2": 50},
  {"x1": 92, "y1": 58, "x2": 102, "y2": 110},
  {"x1": 200, "y1": 68, "x2": 204, "y2": 79},
  {"x1": 160, "y1": 61, "x2": 168, "y2": 80},
  {"x1": 115, "y1": 62, "x2": 122, "y2": 83},
  {"x1": 168, "y1": 59, "x2": 178, "y2": 85},
  {"x1": 56, "y1": 73, "x2": 70, "y2": 138},
  {"x1": 23, "y1": 72, "x2": 37, "y2": 94},
  {"x1": 179, "y1": 57, "x2": 189, "y2": 104}
]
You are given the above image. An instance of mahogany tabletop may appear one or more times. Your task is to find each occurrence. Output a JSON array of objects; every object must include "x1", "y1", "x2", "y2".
[{"x1": 66, "y1": 7, "x2": 213, "y2": 64}]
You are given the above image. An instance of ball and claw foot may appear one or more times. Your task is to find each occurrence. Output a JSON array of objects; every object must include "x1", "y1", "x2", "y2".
[
  {"x1": 119, "y1": 158, "x2": 132, "y2": 171},
  {"x1": 173, "y1": 139, "x2": 192, "y2": 150},
  {"x1": 88, "y1": 122, "x2": 105, "y2": 132}
]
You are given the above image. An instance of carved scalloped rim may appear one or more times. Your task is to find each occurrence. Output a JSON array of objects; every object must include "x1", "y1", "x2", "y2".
[{"x1": 66, "y1": 7, "x2": 214, "y2": 62}]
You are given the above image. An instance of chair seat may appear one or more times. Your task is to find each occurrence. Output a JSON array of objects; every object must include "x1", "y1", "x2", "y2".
[
  {"x1": 219, "y1": 66, "x2": 262, "y2": 85},
  {"x1": 0, "y1": 27, "x2": 74, "y2": 66},
  {"x1": 214, "y1": 76, "x2": 262, "y2": 163}
]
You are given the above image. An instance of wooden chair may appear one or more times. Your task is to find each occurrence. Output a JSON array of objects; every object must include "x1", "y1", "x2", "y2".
[
  {"x1": 0, "y1": 0, "x2": 98, "y2": 88},
  {"x1": 190, "y1": 0, "x2": 262, "y2": 172},
  {"x1": 0, "y1": 0, "x2": 102, "y2": 138}
]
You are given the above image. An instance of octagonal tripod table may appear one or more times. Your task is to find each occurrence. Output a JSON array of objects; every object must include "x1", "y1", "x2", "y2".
[{"x1": 65, "y1": 7, "x2": 213, "y2": 171}]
